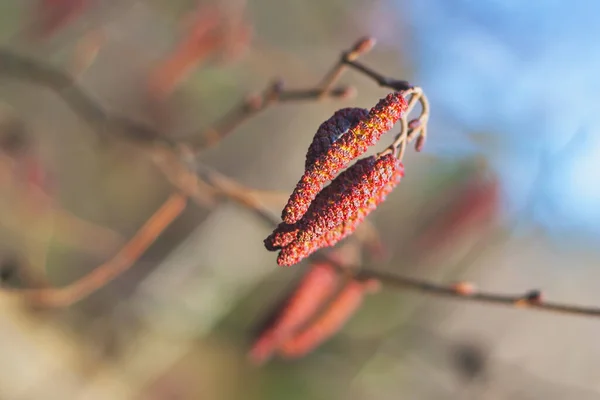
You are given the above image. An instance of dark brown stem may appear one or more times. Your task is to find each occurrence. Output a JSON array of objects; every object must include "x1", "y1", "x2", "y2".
[
  {"x1": 356, "y1": 269, "x2": 600, "y2": 318},
  {"x1": 343, "y1": 58, "x2": 412, "y2": 92}
]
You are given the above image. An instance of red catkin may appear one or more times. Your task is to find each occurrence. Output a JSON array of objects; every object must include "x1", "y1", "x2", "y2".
[
  {"x1": 248, "y1": 262, "x2": 339, "y2": 364},
  {"x1": 271, "y1": 154, "x2": 403, "y2": 266},
  {"x1": 296, "y1": 154, "x2": 401, "y2": 242},
  {"x1": 277, "y1": 279, "x2": 380, "y2": 358},
  {"x1": 305, "y1": 107, "x2": 369, "y2": 169},
  {"x1": 281, "y1": 92, "x2": 408, "y2": 224},
  {"x1": 264, "y1": 222, "x2": 298, "y2": 251}
]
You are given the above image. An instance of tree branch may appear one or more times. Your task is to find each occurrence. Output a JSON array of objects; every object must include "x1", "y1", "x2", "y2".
[
  {"x1": 1, "y1": 38, "x2": 597, "y2": 320},
  {"x1": 2, "y1": 193, "x2": 187, "y2": 308},
  {"x1": 356, "y1": 270, "x2": 600, "y2": 317}
]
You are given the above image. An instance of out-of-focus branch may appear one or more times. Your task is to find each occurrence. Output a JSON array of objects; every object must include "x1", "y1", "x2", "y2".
[
  {"x1": 317, "y1": 36, "x2": 376, "y2": 98},
  {"x1": 2, "y1": 37, "x2": 599, "y2": 320},
  {"x1": 205, "y1": 169, "x2": 600, "y2": 318},
  {"x1": 2, "y1": 193, "x2": 186, "y2": 308},
  {"x1": 356, "y1": 270, "x2": 600, "y2": 317},
  {"x1": 186, "y1": 77, "x2": 359, "y2": 151},
  {"x1": 182, "y1": 37, "x2": 378, "y2": 151},
  {"x1": 206, "y1": 169, "x2": 600, "y2": 318},
  {"x1": 343, "y1": 57, "x2": 413, "y2": 93}
]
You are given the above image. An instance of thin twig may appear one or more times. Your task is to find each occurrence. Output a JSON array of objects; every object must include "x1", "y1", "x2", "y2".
[
  {"x1": 377, "y1": 87, "x2": 430, "y2": 159},
  {"x1": 2, "y1": 193, "x2": 187, "y2": 307},
  {"x1": 2, "y1": 39, "x2": 599, "y2": 320},
  {"x1": 186, "y1": 36, "x2": 380, "y2": 151},
  {"x1": 196, "y1": 161, "x2": 280, "y2": 225},
  {"x1": 343, "y1": 58, "x2": 412, "y2": 92},
  {"x1": 317, "y1": 36, "x2": 376, "y2": 99},
  {"x1": 194, "y1": 166, "x2": 600, "y2": 319},
  {"x1": 356, "y1": 269, "x2": 600, "y2": 317},
  {"x1": 187, "y1": 82, "x2": 353, "y2": 151}
]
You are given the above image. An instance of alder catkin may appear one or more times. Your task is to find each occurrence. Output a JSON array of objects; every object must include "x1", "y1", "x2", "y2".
[
  {"x1": 248, "y1": 262, "x2": 339, "y2": 364},
  {"x1": 281, "y1": 92, "x2": 408, "y2": 224},
  {"x1": 271, "y1": 154, "x2": 403, "y2": 266},
  {"x1": 277, "y1": 279, "x2": 380, "y2": 358},
  {"x1": 305, "y1": 107, "x2": 368, "y2": 169}
]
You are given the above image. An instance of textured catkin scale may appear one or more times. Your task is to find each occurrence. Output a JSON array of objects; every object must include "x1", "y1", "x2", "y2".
[
  {"x1": 264, "y1": 222, "x2": 298, "y2": 251},
  {"x1": 276, "y1": 237, "x2": 320, "y2": 267},
  {"x1": 248, "y1": 263, "x2": 340, "y2": 365},
  {"x1": 277, "y1": 279, "x2": 379, "y2": 359},
  {"x1": 305, "y1": 108, "x2": 369, "y2": 169},
  {"x1": 281, "y1": 92, "x2": 408, "y2": 224},
  {"x1": 274, "y1": 155, "x2": 403, "y2": 266},
  {"x1": 297, "y1": 155, "x2": 402, "y2": 242}
]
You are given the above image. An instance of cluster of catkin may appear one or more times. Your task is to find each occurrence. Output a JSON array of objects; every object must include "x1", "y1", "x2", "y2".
[
  {"x1": 249, "y1": 261, "x2": 380, "y2": 363},
  {"x1": 264, "y1": 92, "x2": 409, "y2": 266}
]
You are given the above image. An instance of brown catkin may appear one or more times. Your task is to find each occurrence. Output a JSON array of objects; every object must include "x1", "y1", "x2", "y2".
[{"x1": 305, "y1": 107, "x2": 369, "y2": 169}]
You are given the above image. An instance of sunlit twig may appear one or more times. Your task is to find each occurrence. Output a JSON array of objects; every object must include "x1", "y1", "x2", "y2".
[
  {"x1": 2, "y1": 193, "x2": 186, "y2": 307},
  {"x1": 1, "y1": 39, "x2": 598, "y2": 319}
]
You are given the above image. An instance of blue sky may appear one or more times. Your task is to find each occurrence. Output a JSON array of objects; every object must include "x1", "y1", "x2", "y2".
[{"x1": 394, "y1": 0, "x2": 600, "y2": 243}]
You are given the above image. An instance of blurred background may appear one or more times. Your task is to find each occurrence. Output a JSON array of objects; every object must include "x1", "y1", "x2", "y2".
[{"x1": 1, "y1": 0, "x2": 600, "y2": 399}]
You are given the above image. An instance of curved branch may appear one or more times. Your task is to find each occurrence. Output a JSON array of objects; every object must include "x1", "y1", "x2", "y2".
[
  {"x1": 2, "y1": 193, "x2": 187, "y2": 308},
  {"x1": 2, "y1": 38, "x2": 598, "y2": 320}
]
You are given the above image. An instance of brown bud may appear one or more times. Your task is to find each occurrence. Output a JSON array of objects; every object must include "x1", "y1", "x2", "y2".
[
  {"x1": 452, "y1": 282, "x2": 476, "y2": 296},
  {"x1": 415, "y1": 134, "x2": 426, "y2": 152},
  {"x1": 350, "y1": 37, "x2": 377, "y2": 56}
]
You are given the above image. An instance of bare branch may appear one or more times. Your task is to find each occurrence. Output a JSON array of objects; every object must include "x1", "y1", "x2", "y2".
[
  {"x1": 1, "y1": 37, "x2": 597, "y2": 321},
  {"x1": 2, "y1": 193, "x2": 187, "y2": 307},
  {"x1": 187, "y1": 79, "x2": 355, "y2": 151},
  {"x1": 356, "y1": 269, "x2": 600, "y2": 318}
]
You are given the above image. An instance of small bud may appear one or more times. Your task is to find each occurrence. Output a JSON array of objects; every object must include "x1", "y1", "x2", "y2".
[
  {"x1": 514, "y1": 291, "x2": 543, "y2": 308},
  {"x1": 270, "y1": 79, "x2": 285, "y2": 95},
  {"x1": 408, "y1": 119, "x2": 422, "y2": 130},
  {"x1": 452, "y1": 281, "x2": 476, "y2": 296},
  {"x1": 524, "y1": 290, "x2": 543, "y2": 304},
  {"x1": 415, "y1": 134, "x2": 426, "y2": 152},
  {"x1": 245, "y1": 93, "x2": 263, "y2": 110},
  {"x1": 340, "y1": 86, "x2": 357, "y2": 99},
  {"x1": 351, "y1": 37, "x2": 376, "y2": 56}
]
